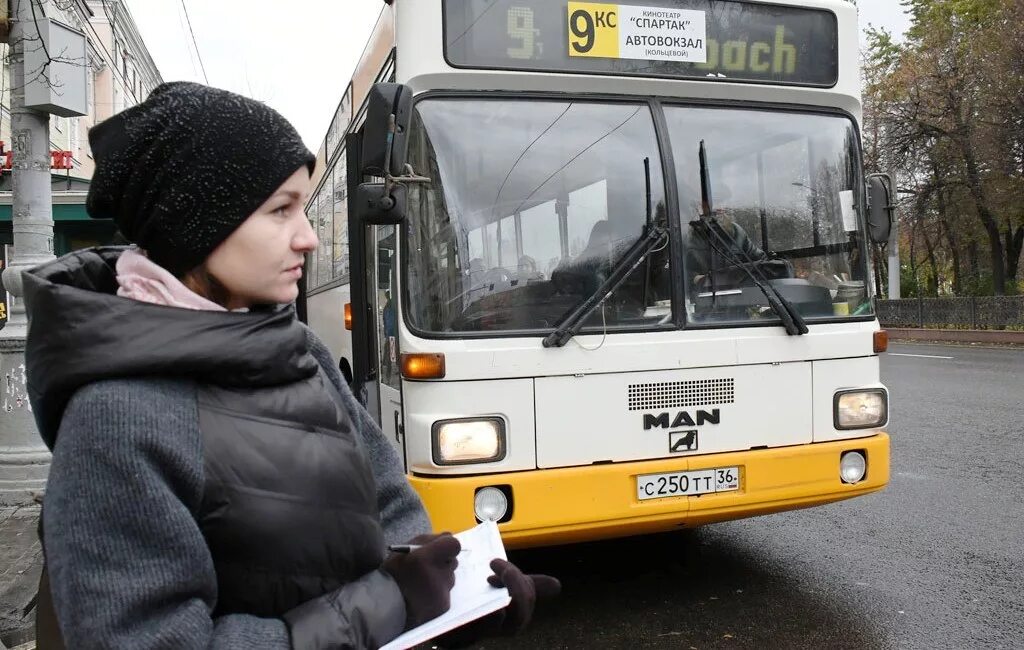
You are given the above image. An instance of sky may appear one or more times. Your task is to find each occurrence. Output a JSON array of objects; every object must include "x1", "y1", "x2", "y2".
[{"x1": 123, "y1": 1, "x2": 913, "y2": 152}]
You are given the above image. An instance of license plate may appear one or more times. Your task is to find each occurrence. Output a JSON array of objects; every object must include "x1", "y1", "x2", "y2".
[{"x1": 636, "y1": 467, "x2": 740, "y2": 501}]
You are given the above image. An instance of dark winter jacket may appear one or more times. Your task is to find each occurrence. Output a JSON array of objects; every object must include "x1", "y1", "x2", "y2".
[{"x1": 23, "y1": 247, "x2": 431, "y2": 649}]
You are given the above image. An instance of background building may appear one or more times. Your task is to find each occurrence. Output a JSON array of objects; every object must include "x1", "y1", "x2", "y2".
[{"x1": 1, "y1": 0, "x2": 162, "y2": 254}]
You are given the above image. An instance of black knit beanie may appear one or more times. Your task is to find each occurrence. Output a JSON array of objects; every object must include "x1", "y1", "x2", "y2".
[{"x1": 86, "y1": 81, "x2": 316, "y2": 276}]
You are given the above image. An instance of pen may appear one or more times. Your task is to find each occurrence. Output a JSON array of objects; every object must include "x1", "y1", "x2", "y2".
[{"x1": 387, "y1": 544, "x2": 471, "y2": 554}]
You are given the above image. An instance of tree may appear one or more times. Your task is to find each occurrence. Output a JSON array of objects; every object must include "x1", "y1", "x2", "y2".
[{"x1": 863, "y1": 0, "x2": 1024, "y2": 295}]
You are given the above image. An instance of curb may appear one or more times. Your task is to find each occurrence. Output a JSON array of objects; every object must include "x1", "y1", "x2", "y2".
[
  {"x1": 0, "y1": 623, "x2": 34, "y2": 649},
  {"x1": 1, "y1": 506, "x2": 40, "y2": 650},
  {"x1": 884, "y1": 328, "x2": 1024, "y2": 346}
]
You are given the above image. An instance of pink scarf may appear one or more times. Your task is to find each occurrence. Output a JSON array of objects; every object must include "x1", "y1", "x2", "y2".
[{"x1": 116, "y1": 249, "x2": 226, "y2": 311}]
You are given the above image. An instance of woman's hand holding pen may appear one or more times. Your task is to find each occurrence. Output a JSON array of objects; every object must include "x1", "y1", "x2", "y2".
[{"x1": 382, "y1": 533, "x2": 461, "y2": 628}]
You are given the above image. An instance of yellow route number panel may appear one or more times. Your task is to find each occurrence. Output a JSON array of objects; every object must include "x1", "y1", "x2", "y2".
[{"x1": 567, "y1": 2, "x2": 708, "y2": 63}]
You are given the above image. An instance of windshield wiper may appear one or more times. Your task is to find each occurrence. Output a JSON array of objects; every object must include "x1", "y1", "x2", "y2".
[
  {"x1": 542, "y1": 224, "x2": 668, "y2": 348},
  {"x1": 543, "y1": 159, "x2": 668, "y2": 348},
  {"x1": 696, "y1": 141, "x2": 808, "y2": 336}
]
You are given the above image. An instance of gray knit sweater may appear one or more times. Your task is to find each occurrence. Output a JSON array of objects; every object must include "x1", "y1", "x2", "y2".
[{"x1": 25, "y1": 249, "x2": 432, "y2": 648}]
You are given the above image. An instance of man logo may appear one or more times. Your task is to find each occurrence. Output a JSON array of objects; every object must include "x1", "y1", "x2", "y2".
[
  {"x1": 670, "y1": 430, "x2": 698, "y2": 453},
  {"x1": 643, "y1": 410, "x2": 720, "y2": 430}
]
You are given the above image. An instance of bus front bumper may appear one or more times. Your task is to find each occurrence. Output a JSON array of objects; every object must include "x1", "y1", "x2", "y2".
[{"x1": 409, "y1": 433, "x2": 889, "y2": 549}]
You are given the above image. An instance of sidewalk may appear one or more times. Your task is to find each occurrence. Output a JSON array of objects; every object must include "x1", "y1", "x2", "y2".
[{"x1": 0, "y1": 506, "x2": 41, "y2": 649}]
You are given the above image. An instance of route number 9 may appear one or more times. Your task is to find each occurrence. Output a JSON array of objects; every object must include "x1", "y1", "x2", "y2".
[
  {"x1": 507, "y1": 7, "x2": 538, "y2": 60},
  {"x1": 570, "y1": 9, "x2": 595, "y2": 54}
]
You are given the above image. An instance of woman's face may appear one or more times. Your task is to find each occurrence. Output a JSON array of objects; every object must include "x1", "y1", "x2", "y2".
[{"x1": 205, "y1": 167, "x2": 318, "y2": 309}]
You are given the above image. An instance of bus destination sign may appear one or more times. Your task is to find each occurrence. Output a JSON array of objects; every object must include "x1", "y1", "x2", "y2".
[
  {"x1": 567, "y1": 3, "x2": 708, "y2": 63},
  {"x1": 443, "y1": 0, "x2": 839, "y2": 87}
]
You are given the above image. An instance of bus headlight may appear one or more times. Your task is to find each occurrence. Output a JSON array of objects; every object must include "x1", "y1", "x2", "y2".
[
  {"x1": 833, "y1": 390, "x2": 888, "y2": 430},
  {"x1": 432, "y1": 418, "x2": 506, "y2": 465}
]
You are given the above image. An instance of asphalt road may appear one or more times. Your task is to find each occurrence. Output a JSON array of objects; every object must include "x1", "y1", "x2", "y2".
[{"x1": 469, "y1": 343, "x2": 1024, "y2": 650}]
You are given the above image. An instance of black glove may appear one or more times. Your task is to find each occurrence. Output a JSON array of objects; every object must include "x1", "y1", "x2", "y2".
[
  {"x1": 382, "y1": 533, "x2": 461, "y2": 628},
  {"x1": 436, "y1": 558, "x2": 561, "y2": 648}
]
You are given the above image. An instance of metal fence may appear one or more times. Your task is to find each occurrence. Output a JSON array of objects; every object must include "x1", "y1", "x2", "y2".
[{"x1": 877, "y1": 296, "x2": 1024, "y2": 330}]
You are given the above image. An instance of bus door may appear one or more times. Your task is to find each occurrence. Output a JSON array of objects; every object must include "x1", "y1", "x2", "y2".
[
  {"x1": 370, "y1": 225, "x2": 404, "y2": 459},
  {"x1": 346, "y1": 131, "x2": 405, "y2": 463}
]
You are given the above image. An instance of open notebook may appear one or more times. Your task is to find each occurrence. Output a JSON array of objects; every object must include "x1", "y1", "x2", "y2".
[{"x1": 379, "y1": 521, "x2": 511, "y2": 650}]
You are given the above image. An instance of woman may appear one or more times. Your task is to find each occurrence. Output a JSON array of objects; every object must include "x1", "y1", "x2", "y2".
[{"x1": 25, "y1": 82, "x2": 558, "y2": 649}]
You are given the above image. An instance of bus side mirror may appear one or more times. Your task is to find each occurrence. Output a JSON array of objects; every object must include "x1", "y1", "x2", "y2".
[
  {"x1": 361, "y1": 83, "x2": 413, "y2": 177},
  {"x1": 867, "y1": 174, "x2": 894, "y2": 244},
  {"x1": 355, "y1": 182, "x2": 407, "y2": 225}
]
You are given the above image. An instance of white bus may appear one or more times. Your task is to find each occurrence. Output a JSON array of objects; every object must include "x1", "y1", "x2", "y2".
[{"x1": 303, "y1": 0, "x2": 893, "y2": 549}]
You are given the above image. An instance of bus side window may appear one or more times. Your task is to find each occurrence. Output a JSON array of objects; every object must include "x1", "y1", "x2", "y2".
[
  {"x1": 566, "y1": 180, "x2": 609, "y2": 257},
  {"x1": 520, "y1": 200, "x2": 562, "y2": 278}
]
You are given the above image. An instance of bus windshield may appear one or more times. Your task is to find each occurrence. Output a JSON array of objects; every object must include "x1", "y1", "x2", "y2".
[
  {"x1": 405, "y1": 98, "x2": 672, "y2": 335},
  {"x1": 403, "y1": 99, "x2": 872, "y2": 336},
  {"x1": 666, "y1": 106, "x2": 873, "y2": 324}
]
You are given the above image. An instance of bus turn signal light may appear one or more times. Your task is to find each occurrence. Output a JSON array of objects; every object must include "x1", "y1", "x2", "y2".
[
  {"x1": 344, "y1": 303, "x2": 352, "y2": 331},
  {"x1": 873, "y1": 330, "x2": 888, "y2": 353},
  {"x1": 401, "y1": 353, "x2": 446, "y2": 380}
]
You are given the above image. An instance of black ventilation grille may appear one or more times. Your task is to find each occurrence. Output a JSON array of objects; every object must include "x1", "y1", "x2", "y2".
[{"x1": 628, "y1": 378, "x2": 736, "y2": 411}]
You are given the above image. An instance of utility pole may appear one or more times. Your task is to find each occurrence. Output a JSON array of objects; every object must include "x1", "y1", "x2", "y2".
[
  {"x1": 0, "y1": 0, "x2": 55, "y2": 506},
  {"x1": 887, "y1": 168, "x2": 901, "y2": 300}
]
